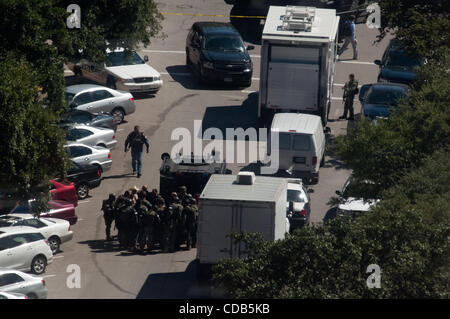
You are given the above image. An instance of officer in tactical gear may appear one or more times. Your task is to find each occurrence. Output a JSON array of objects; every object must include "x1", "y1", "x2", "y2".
[
  {"x1": 101, "y1": 194, "x2": 116, "y2": 241},
  {"x1": 184, "y1": 195, "x2": 198, "y2": 250},
  {"x1": 154, "y1": 197, "x2": 166, "y2": 250},
  {"x1": 339, "y1": 73, "x2": 359, "y2": 120},
  {"x1": 147, "y1": 188, "x2": 159, "y2": 206},
  {"x1": 160, "y1": 205, "x2": 174, "y2": 253},
  {"x1": 169, "y1": 193, "x2": 185, "y2": 252},
  {"x1": 178, "y1": 186, "x2": 188, "y2": 203},
  {"x1": 137, "y1": 190, "x2": 152, "y2": 211},
  {"x1": 115, "y1": 194, "x2": 134, "y2": 249}
]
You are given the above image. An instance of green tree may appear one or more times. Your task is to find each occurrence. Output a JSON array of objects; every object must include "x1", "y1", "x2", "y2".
[{"x1": 0, "y1": 55, "x2": 68, "y2": 216}]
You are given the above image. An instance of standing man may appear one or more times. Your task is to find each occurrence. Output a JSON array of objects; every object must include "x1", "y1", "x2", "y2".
[
  {"x1": 339, "y1": 74, "x2": 359, "y2": 120},
  {"x1": 124, "y1": 125, "x2": 149, "y2": 178},
  {"x1": 338, "y1": 15, "x2": 358, "y2": 60},
  {"x1": 101, "y1": 194, "x2": 116, "y2": 241}
]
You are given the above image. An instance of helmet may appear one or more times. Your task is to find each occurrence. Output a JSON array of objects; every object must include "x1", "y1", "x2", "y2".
[
  {"x1": 108, "y1": 193, "x2": 115, "y2": 201},
  {"x1": 171, "y1": 192, "x2": 178, "y2": 197},
  {"x1": 179, "y1": 186, "x2": 187, "y2": 193}
]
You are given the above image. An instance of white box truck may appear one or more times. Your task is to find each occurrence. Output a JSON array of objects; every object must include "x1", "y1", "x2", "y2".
[
  {"x1": 258, "y1": 5, "x2": 340, "y2": 125},
  {"x1": 196, "y1": 172, "x2": 289, "y2": 278}
]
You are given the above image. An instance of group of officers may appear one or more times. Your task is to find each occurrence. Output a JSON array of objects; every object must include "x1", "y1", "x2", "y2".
[{"x1": 100, "y1": 185, "x2": 199, "y2": 253}]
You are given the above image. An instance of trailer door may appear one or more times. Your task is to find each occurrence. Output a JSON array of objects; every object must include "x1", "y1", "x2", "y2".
[{"x1": 267, "y1": 46, "x2": 319, "y2": 111}]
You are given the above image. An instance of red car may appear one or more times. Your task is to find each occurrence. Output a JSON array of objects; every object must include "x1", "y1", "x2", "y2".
[
  {"x1": 50, "y1": 180, "x2": 78, "y2": 207},
  {"x1": 8, "y1": 199, "x2": 78, "y2": 225}
]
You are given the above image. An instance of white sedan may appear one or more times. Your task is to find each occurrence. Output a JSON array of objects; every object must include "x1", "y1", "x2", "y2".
[
  {"x1": 65, "y1": 124, "x2": 117, "y2": 149},
  {"x1": 64, "y1": 143, "x2": 112, "y2": 172},
  {"x1": 0, "y1": 214, "x2": 73, "y2": 253}
]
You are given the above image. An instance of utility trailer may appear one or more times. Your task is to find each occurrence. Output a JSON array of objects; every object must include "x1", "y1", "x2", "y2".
[{"x1": 258, "y1": 5, "x2": 340, "y2": 125}]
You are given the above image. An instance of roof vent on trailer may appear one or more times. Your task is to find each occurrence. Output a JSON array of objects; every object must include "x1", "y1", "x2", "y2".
[
  {"x1": 235, "y1": 172, "x2": 256, "y2": 185},
  {"x1": 282, "y1": 6, "x2": 316, "y2": 32}
]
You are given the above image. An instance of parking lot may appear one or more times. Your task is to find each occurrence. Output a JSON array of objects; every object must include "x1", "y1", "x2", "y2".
[{"x1": 44, "y1": 0, "x2": 392, "y2": 298}]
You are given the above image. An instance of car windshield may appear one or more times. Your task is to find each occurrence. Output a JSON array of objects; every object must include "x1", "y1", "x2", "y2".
[
  {"x1": 385, "y1": 50, "x2": 422, "y2": 71},
  {"x1": 107, "y1": 51, "x2": 145, "y2": 66},
  {"x1": 203, "y1": 35, "x2": 245, "y2": 52},
  {"x1": 366, "y1": 88, "x2": 406, "y2": 106},
  {"x1": 287, "y1": 189, "x2": 307, "y2": 203},
  {"x1": 65, "y1": 92, "x2": 75, "y2": 103}
]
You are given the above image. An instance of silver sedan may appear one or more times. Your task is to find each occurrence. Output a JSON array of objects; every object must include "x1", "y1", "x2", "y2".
[
  {"x1": 65, "y1": 84, "x2": 136, "y2": 124},
  {"x1": 64, "y1": 143, "x2": 112, "y2": 172},
  {"x1": 65, "y1": 124, "x2": 117, "y2": 149},
  {"x1": 0, "y1": 269, "x2": 48, "y2": 299}
]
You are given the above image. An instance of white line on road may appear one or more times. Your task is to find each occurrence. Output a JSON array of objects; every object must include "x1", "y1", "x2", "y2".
[
  {"x1": 78, "y1": 200, "x2": 90, "y2": 204},
  {"x1": 53, "y1": 256, "x2": 64, "y2": 259},
  {"x1": 117, "y1": 129, "x2": 124, "y2": 132},
  {"x1": 242, "y1": 90, "x2": 257, "y2": 94},
  {"x1": 338, "y1": 60, "x2": 376, "y2": 65},
  {"x1": 78, "y1": 218, "x2": 85, "y2": 221},
  {"x1": 42, "y1": 275, "x2": 57, "y2": 278}
]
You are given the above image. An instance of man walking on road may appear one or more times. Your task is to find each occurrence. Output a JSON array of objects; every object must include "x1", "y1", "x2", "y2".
[
  {"x1": 339, "y1": 73, "x2": 359, "y2": 120},
  {"x1": 338, "y1": 15, "x2": 358, "y2": 60},
  {"x1": 124, "y1": 126, "x2": 149, "y2": 178}
]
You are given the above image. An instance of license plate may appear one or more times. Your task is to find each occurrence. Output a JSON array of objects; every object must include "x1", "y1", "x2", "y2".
[{"x1": 224, "y1": 78, "x2": 233, "y2": 82}]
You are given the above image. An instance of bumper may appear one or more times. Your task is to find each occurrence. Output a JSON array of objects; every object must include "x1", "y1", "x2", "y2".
[
  {"x1": 202, "y1": 68, "x2": 252, "y2": 85},
  {"x1": 87, "y1": 177, "x2": 102, "y2": 189},
  {"x1": 36, "y1": 287, "x2": 48, "y2": 299},
  {"x1": 60, "y1": 231, "x2": 74, "y2": 244},
  {"x1": 100, "y1": 160, "x2": 112, "y2": 172},
  {"x1": 119, "y1": 80, "x2": 163, "y2": 93},
  {"x1": 68, "y1": 216, "x2": 78, "y2": 225},
  {"x1": 106, "y1": 140, "x2": 117, "y2": 149}
]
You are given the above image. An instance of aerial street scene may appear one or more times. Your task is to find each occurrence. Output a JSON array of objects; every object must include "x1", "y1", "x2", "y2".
[{"x1": 0, "y1": 0, "x2": 448, "y2": 311}]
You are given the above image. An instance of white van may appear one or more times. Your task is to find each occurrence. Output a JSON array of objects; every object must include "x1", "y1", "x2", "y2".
[{"x1": 269, "y1": 113, "x2": 327, "y2": 183}]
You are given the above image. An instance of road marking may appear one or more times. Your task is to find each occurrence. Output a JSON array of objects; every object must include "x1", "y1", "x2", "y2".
[
  {"x1": 78, "y1": 200, "x2": 90, "y2": 204},
  {"x1": 140, "y1": 49, "x2": 261, "y2": 58},
  {"x1": 242, "y1": 90, "x2": 257, "y2": 94},
  {"x1": 331, "y1": 97, "x2": 357, "y2": 101},
  {"x1": 53, "y1": 255, "x2": 64, "y2": 259},
  {"x1": 161, "y1": 12, "x2": 266, "y2": 19},
  {"x1": 338, "y1": 60, "x2": 376, "y2": 65},
  {"x1": 78, "y1": 218, "x2": 85, "y2": 221},
  {"x1": 42, "y1": 274, "x2": 56, "y2": 278},
  {"x1": 117, "y1": 129, "x2": 124, "y2": 132}
]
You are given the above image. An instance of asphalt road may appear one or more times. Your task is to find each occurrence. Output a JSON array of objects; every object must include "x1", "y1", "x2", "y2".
[{"x1": 45, "y1": 0, "x2": 392, "y2": 298}]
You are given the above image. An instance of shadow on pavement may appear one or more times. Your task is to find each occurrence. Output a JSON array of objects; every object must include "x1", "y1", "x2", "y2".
[
  {"x1": 200, "y1": 92, "x2": 261, "y2": 140},
  {"x1": 102, "y1": 173, "x2": 136, "y2": 180},
  {"x1": 78, "y1": 239, "x2": 124, "y2": 253},
  {"x1": 136, "y1": 260, "x2": 226, "y2": 299}
]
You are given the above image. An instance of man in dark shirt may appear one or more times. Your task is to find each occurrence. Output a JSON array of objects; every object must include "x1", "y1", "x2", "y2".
[{"x1": 124, "y1": 125, "x2": 149, "y2": 178}]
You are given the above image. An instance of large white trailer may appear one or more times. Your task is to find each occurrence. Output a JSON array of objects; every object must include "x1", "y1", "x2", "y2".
[
  {"x1": 258, "y1": 5, "x2": 340, "y2": 125},
  {"x1": 196, "y1": 172, "x2": 288, "y2": 277}
]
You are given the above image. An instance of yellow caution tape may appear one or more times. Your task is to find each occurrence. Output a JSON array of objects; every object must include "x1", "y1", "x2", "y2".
[{"x1": 161, "y1": 12, "x2": 266, "y2": 19}]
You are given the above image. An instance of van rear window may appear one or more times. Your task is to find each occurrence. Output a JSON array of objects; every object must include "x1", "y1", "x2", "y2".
[{"x1": 293, "y1": 135, "x2": 311, "y2": 151}]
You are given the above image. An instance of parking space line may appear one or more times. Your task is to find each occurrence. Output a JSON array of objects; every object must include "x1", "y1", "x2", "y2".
[
  {"x1": 338, "y1": 60, "x2": 376, "y2": 65},
  {"x1": 53, "y1": 256, "x2": 64, "y2": 259},
  {"x1": 42, "y1": 274, "x2": 56, "y2": 278},
  {"x1": 78, "y1": 200, "x2": 90, "y2": 204},
  {"x1": 117, "y1": 129, "x2": 124, "y2": 132}
]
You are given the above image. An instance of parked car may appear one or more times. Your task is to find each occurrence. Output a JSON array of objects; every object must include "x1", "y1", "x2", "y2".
[
  {"x1": 286, "y1": 179, "x2": 312, "y2": 231},
  {"x1": 0, "y1": 291, "x2": 28, "y2": 299},
  {"x1": 0, "y1": 214, "x2": 73, "y2": 253},
  {"x1": 7, "y1": 199, "x2": 78, "y2": 226},
  {"x1": 359, "y1": 83, "x2": 410, "y2": 119},
  {"x1": 0, "y1": 228, "x2": 53, "y2": 275},
  {"x1": 65, "y1": 161, "x2": 102, "y2": 200},
  {"x1": 70, "y1": 47, "x2": 163, "y2": 94},
  {"x1": 186, "y1": 22, "x2": 254, "y2": 86},
  {"x1": 0, "y1": 269, "x2": 47, "y2": 298},
  {"x1": 65, "y1": 84, "x2": 136, "y2": 124},
  {"x1": 50, "y1": 179, "x2": 78, "y2": 207},
  {"x1": 65, "y1": 124, "x2": 117, "y2": 149},
  {"x1": 335, "y1": 177, "x2": 379, "y2": 217},
  {"x1": 375, "y1": 39, "x2": 425, "y2": 84},
  {"x1": 64, "y1": 143, "x2": 112, "y2": 173},
  {"x1": 60, "y1": 110, "x2": 117, "y2": 132}
]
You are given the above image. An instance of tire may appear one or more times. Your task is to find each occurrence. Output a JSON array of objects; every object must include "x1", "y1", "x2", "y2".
[
  {"x1": 26, "y1": 293, "x2": 38, "y2": 299},
  {"x1": 48, "y1": 236, "x2": 61, "y2": 254},
  {"x1": 76, "y1": 183, "x2": 90, "y2": 200},
  {"x1": 111, "y1": 108, "x2": 125, "y2": 124},
  {"x1": 31, "y1": 255, "x2": 47, "y2": 275}
]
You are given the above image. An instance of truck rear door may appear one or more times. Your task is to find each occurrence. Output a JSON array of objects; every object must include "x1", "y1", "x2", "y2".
[
  {"x1": 267, "y1": 46, "x2": 319, "y2": 112},
  {"x1": 197, "y1": 201, "x2": 233, "y2": 264}
]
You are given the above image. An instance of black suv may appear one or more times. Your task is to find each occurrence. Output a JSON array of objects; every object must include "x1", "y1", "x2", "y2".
[
  {"x1": 186, "y1": 22, "x2": 254, "y2": 87},
  {"x1": 66, "y1": 161, "x2": 102, "y2": 199}
]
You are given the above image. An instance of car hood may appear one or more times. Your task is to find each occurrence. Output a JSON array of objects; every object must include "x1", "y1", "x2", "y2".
[
  {"x1": 202, "y1": 50, "x2": 250, "y2": 63},
  {"x1": 380, "y1": 68, "x2": 416, "y2": 83},
  {"x1": 363, "y1": 103, "x2": 391, "y2": 118},
  {"x1": 106, "y1": 64, "x2": 160, "y2": 80},
  {"x1": 338, "y1": 198, "x2": 378, "y2": 212}
]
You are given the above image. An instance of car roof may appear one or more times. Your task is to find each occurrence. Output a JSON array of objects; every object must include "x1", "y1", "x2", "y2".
[
  {"x1": 194, "y1": 22, "x2": 239, "y2": 36},
  {"x1": 65, "y1": 84, "x2": 111, "y2": 94},
  {"x1": 371, "y1": 83, "x2": 409, "y2": 92},
  {"x1": 287, "y1": 183, "x2": 303, "y2": 191},
  {"x1": 271, "y1": 113, "x2": 322, "y2": 134}
]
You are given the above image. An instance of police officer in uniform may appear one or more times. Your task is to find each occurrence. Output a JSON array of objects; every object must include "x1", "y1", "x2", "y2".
[
  {"x1": 339, "y1": 73, "x2": 359, "y2": 120},
  {"x1": 184, "y1": 195, "x2": 198, "y2": 250},
  {"x1": 154, "y1": 197, "x2": 166, "y2": 250},
  {"x1": 115, "y1": 194, "x2": 133, "y2": 249},
  {"x1": 169, "y1": 193, "x2": 185, "y2": 252},
  {"x1": 101, "y1": 194, "x2": 116, "y2": 241}
]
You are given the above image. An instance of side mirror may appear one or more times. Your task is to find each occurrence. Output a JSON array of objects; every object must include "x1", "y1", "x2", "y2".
[
  {"x1": 374, "y1": 59, "x2": 381, "y2": 66},
  {"x1": 144, "y1": 55, "x2": 149, "y2": 62},
  {"x1": 247, "y1": 45, "x2": 255, "y2": 51}
]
